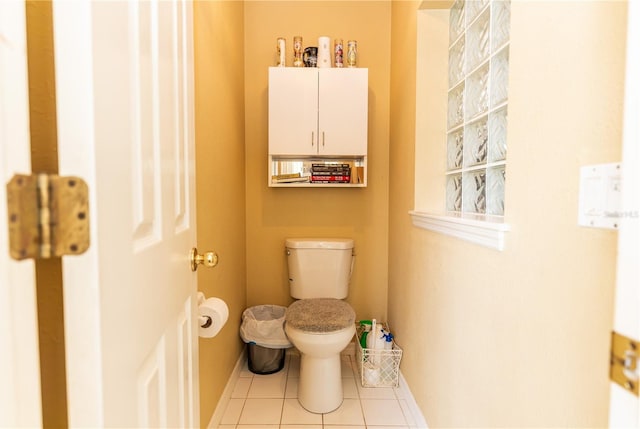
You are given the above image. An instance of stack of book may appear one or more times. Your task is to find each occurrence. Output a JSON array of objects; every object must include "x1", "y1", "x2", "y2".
[{"x1": 310, "y1": 164, "x2": 351, "y2": 183}]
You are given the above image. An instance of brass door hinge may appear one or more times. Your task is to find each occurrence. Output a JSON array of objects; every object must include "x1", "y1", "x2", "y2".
[
  {"x1": 6, "y1": 173, "x2": 89, "y2": 260},
  {"x1": 610, "y1": 331, "x2": 639, "y2": 396}
]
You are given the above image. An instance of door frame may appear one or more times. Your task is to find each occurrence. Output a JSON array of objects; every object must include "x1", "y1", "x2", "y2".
[
  {"x1": 0, "y1": 1, "x2": 42, "y2": 426},
  {"x1": 51, "y1": 1, "x2": 104, "y2": 425},
  {"x1": 608, "y1": 0, "x2": 640, "y2": 426}
]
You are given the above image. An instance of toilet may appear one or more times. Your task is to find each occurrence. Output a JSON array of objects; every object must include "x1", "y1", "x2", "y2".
[{"x1": 284, "y1": 238, "x2": 356, "y2": 414}]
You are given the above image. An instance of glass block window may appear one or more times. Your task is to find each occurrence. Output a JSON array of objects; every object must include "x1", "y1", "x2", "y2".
[{"x1": 446, "y1": 0, "x2": 510, "y2": 216}]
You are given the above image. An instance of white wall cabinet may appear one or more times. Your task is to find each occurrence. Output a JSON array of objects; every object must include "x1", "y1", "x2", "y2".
[{"x1": 268, "y1": 67, "x2": 368, "y2": 187}]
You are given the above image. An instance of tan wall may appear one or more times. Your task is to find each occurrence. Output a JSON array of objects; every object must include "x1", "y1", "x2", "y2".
[
  {"x1": 389, "y1": 1, "x2": 626, "y2": 427},
  {"x1": 244, "y1": 2, "x2": 392, "y2": 321},
  {"x1": 193, "y1": 2, "x2": 246, "y2": 427}
]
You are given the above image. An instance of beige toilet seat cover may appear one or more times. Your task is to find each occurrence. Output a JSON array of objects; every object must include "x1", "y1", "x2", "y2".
[{"x1": 286, "y1": 298, "x2": 355, "y2": 333}]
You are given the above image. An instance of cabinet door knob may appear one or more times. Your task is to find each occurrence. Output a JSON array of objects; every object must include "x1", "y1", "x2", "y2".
[
  {"x1": 311, "y1": 131, "x2": 315, "y2": 147},
  {"x1": 322, "y1": 131, "x2": 325, "y2": 147}
]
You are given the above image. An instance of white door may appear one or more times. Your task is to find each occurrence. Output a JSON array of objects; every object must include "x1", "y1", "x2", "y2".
[
  {"x1": 609, "y1": 0, "x2": 640, "y2": 426},
  {"x1": 0, "y1": 1, "x2": 42, "y2": 426},
  {"x1": 52, "y1": 1, "x2": 199, "y2": 427},
  {"x1": 268, "y1": 67, "x2": 318, "y2": 156},
  {"x1": 318, "y1": 68, "x2": 368, "y2": 156}
]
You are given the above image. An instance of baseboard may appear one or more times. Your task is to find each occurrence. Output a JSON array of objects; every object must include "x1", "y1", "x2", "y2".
[
  {"x1": 397, "y1": 371, "x2": 429, "y2": 428},
  {"x1": 207, "y1": 348, "x2": 246, "y2": 429}
]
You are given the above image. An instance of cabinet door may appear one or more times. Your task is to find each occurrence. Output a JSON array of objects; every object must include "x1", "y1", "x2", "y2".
[
  {"x1": 268, "y1": 67, "x2": 318, "y2": 155},
  {"x1": 318, "y1": 68, "x2": 368, "y2": 156}
]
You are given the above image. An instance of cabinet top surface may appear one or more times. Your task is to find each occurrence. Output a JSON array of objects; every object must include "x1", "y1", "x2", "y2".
[{"x1": 269, "y1": 66, "x2": 368, "y2": 72}]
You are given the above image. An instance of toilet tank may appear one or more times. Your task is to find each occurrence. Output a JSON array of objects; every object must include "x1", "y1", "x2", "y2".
[{"x1": 285, "y1": 238, "x2": 354, "y2": 299}]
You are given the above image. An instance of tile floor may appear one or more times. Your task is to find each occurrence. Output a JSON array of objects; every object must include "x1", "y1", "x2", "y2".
[{"x1": 218, "y1": 351, "x2": 418, "y2": 428}]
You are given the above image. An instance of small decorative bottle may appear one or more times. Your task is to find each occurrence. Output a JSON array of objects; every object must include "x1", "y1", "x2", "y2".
[
  {"x1": 293, "y1": 36, "x2": 303, "y2": 67},
  {"x1": 334, "y1": 38, "x2": 344, "y2": 68},
  {"x1": 346, "y1": 40, "x2": 357, "y2": 68},
  {"x1": 276, "y1": 37, "x2": 286, "y2": 67}
]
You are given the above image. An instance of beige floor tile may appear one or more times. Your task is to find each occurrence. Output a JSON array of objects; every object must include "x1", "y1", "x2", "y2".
[
  {"x1": 365, "y1": 426, "x2": 409, "y2": 429},
  {"x1": 341, "y1": 358, "x2": 355, "y2": 378},
  {"x1": 342, "y1": 377, "x2": 359, "y2": 399},
  {"x1": 247, "y1": 373, "x2": 287, "y2": 398},
  {"x1": 356, "y1": 385, "x2": 396, "y2": 400},
  {"x1": 219, "y1": 354, "x2": 424, "y2": 429},
  {"x1": 285, "y1": 377, "x2": 299, "y2": 398},
  {"x1": 220, "y1": 398, "x2": 245, "y2": 425},
  {"x1": 239, "y1": 359, "x2": 254, "y2": 378},
  {"x1": 280, "y1": 426, "x2": 322, "y2": 429},
  {"x1": 238, "y1": 398, "x2": 283, "y2": 425},
  {"x1": 322, "y1": 399, "x2": 365, "y2": 426},
  {"x1": 322, "y1": 426, "x2": 365, "y2": 429},
  {"x1": 281, "y1": 398, "x2": 323, "y2": 425},
  {"x1": 288, "y1": 355, "x2": 300, "y2": 378},
  {"x1": 232, "y1": 377, "x2": 253, "y2": 398},
  {"x1": 392, "y1": 386, "x2": 405, "y2": 400},
  {"x1": 361, "y1": 399, "x2": 407, "y2": 426},
  {"x1": 236, "y1": 425, "x2": 280, "y2": 429}
]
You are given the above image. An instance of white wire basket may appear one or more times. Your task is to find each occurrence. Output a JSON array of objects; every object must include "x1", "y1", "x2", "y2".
[{"x1": 355, "y1": 325, "x2": 403, "y2": 388}]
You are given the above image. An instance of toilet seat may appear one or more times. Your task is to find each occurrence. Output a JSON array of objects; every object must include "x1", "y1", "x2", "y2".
[{"x1": 285, "y1": 298, "x2": 355, "y2": 333}]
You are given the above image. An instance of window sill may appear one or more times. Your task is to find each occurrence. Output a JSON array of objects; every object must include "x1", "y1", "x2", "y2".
[{"x1": 409, "y1": 211, "x2": 510, "y2": 251}]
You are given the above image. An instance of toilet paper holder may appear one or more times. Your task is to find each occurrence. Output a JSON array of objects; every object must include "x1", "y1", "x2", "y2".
[
  {"x1": 197, "y1": 291, "x2": 213, "y2": 327},
  {"x1": 199, "y1": 315, "x2": 212, "y2": 328}
]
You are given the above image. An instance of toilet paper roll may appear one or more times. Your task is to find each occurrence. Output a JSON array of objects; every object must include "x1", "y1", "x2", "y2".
[
  {"x1": 198, "y1": 297, "x2": 229, "y2": 338},
  {"x1": 317, "y1": 36, "x2": 331, "y2": 68}
]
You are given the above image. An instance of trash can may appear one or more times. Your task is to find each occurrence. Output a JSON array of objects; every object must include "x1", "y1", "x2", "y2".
[{"x1": 240, "y1": 305, "x2": 292, "y2": 374}]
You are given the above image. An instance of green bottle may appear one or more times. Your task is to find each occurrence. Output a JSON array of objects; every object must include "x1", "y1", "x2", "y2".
[{"x1": 359, "y1": 320, "x2": 372, "y2": 348}]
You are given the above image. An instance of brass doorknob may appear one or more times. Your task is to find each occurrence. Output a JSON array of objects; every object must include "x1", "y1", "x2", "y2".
[{"x1": 190, "y1": 247, "x2": 219, "y2": 272}]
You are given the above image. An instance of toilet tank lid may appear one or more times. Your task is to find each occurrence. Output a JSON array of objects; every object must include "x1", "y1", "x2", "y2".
[{"x1": 285, "y1": 238, "x2": 354, "y2": 250}]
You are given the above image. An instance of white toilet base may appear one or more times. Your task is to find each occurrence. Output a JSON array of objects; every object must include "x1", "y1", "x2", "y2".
[
  {"x1": 298, "y1": 353, "x2": 343, "y2": 413},
  {"x1": 285, "y1": 323, "x2": 355, "y2": 414}
]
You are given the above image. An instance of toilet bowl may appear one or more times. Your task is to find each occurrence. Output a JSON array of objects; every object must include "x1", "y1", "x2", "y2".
[
  {"x1": 285, "y1": 298, "x2": 356, "y2": 413},
  {"x1": 284, "y1": 238, "x2": 356, "y2": 413}
]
